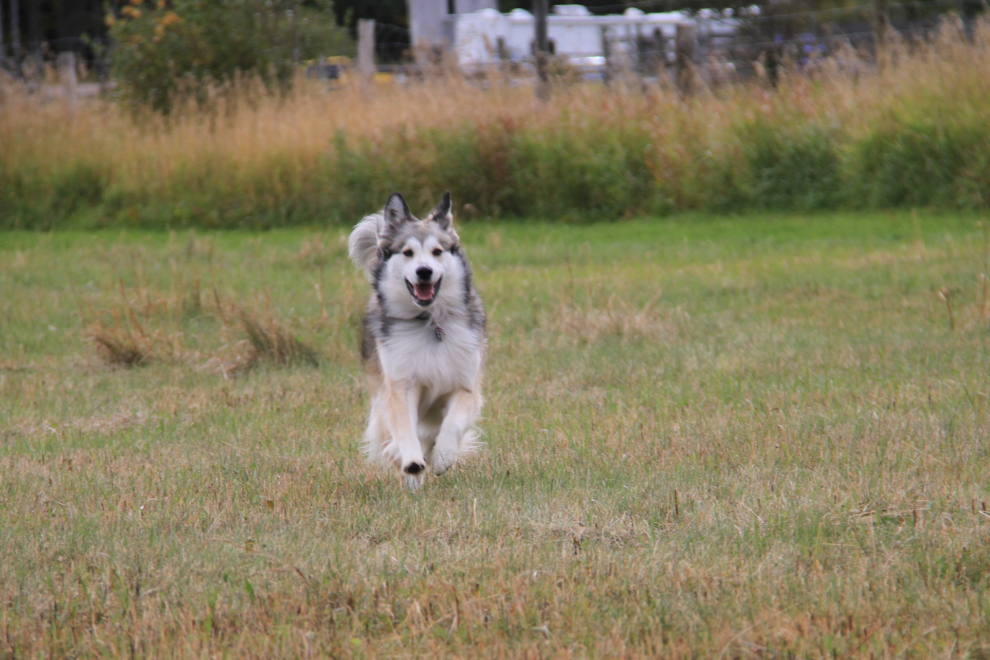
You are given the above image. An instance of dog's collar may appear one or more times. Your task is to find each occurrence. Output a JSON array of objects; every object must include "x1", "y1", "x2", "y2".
[{"x1": 413, "y1": 312, "x2": 445, "y2": 342}]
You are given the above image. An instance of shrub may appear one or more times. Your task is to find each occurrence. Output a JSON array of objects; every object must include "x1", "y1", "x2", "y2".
[
  {"x1": 850, "y1": 119, "x2": 990, "y2": 208},
  {"x1": 108, "y1": 0, "x2": 352, "y2": 114},
  {"x1": 737, "y1": 120, "x2": 843, "y2": 211}
]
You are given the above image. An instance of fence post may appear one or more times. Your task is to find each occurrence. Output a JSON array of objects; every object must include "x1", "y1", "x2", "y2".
[
  {"x1": 601, "y1": 25, "x2": 612, "y2": 85},
  {"x1": 11, "y1": 0, "x2": 21, "y2": 60},
  {"x1": 675, "y1": 22, "x2": 696, "y2": 95},
  {"x1": 875, "y1": 0, "x2": 889, "y2": 71},
  {"x1": 358, "y1": 19, "x2": 376, "y2": 84},
  {"x1": 292, "y1": 1, "x2": 301, "y2": 64},
  {"x1": 59, "y1": 51, "x2": 77, "y2": 107},
  {"x1": 533, "y1": 0, "x2": 549, "y2": 101}
]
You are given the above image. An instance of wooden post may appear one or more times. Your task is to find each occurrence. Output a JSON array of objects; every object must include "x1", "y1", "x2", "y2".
[
  {"x1": 533, "y1": 0, "x2": 549, "y2": 101},
  {"x1": 496, "y1": 36, "x2": 507, "y2": 62},
  {"x1": 875, "y1": 0, "x2": 889, "y2": 72},
  {"x1": 601, "y1": 25, "x2": 612, "y2": 85},
  {"x1": 292, "y1": 1, "x2": 301, "y2": 64},
  {"x1": 675, "y1": 22, "x2": 696, "y2": 95},
  {"x1": 11, "y1": 0, "x2": 21, "y2": 59},
  {"x1": 0, "y1": 0, "x2": 5, "y2": 63},
  {"x1": 59, "y1": 51, "x2": 78, "y2": 107},
  {"x1": 28, "y1": 0, "x2": 39, "y2": 56},
  {"x1": 357, "y1": 19, "x2": 375, "y2": 84}
]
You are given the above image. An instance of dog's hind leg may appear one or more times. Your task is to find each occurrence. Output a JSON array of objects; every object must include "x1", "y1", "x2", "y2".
[
  {"x1": 431, "y1": 389, "x2": 482, "y2": 475},
  {"x1": 381, "y1": 378, "x2": 427, "y2": 489}
]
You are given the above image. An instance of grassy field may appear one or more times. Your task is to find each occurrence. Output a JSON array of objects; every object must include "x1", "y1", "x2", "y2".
[{"x1": 2, "y1": 211, "x2": 990, "y2": 658}]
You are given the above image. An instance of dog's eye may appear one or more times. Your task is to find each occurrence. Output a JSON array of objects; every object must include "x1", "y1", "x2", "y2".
[
  {"x1": 432, "y1": 248, "x2": 443, "y2": 257},
  {"x1": 403, "y1": 249, "x2": 413, "y2": 257}
]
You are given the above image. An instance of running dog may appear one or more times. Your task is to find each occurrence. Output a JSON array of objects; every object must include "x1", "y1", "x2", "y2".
[{"x1": 348, "y1": 192, "x2": 486, "y2": 490}]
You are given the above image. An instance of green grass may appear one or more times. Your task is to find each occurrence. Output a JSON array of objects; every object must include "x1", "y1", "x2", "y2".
[{"x1": 2, "y1": 211, "x2": 990, "y2": 658}]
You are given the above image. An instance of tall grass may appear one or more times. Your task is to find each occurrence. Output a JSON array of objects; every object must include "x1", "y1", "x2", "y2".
[{"x1": 3, "y1": 17, "x2": 990, "y2": 228}]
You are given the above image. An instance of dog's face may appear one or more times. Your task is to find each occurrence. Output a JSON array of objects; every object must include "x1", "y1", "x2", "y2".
[{"x1": 376, "y1": 192, "x2": 463, "y2": 312}]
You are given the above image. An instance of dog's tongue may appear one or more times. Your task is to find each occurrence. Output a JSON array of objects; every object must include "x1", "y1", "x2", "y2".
[{"x1": 414, "y1": 283, "x2": 435, "y2": 301}]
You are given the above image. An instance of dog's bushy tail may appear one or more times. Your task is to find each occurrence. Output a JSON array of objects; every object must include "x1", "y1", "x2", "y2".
[{"x1": 348, "y1": 213, "x2": 383, "y2": 279}]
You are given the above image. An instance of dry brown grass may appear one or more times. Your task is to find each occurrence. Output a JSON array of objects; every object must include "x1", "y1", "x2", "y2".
[
  {"x1": 89, "y1": 327, "x2": 154, "y2": 367},
  {"x1": 82, "y1": 269, "x2": 320, "y2": 375},
  {"x1": 239, "y1": 310, "x2": 321, "y2": 369}
]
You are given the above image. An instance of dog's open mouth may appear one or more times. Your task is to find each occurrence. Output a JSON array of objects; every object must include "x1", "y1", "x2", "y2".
[{"x1": 406, "y1": 277, "x2": 442, "y2": 306}]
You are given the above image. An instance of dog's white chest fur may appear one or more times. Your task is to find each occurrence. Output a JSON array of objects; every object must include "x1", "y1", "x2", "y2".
[{"x1": 378, "y1": 316, "x2": 483, "y2": 396}]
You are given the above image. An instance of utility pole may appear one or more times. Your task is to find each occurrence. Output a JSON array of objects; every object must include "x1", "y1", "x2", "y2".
[{"x1": 533, "y1": 0, "x2": 549, "y2": 101}]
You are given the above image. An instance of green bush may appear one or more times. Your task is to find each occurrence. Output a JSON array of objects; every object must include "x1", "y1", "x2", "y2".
[
  {"x1": 109, "y1": 0, "x2": 352, "y2": 114},
  {"x1": 850, "y1": 119, "x2": 990, "y2": 208},
  {"x1": 326, "y1": 121, "x2": 662, "y2": 223},
  {"x1": 736, "y1": 120, "x2": 843, "y2": 211},
  {"x1": 0, "y1": 161, "x2": 109, "y2": 230},
  {"x1": 507, "y1": 124, "x2": 653, "y2": 221}
]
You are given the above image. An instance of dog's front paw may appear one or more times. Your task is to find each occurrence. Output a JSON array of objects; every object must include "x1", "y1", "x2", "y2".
[
  {"x1": 403, "y1": 460, "x2": 426, "y2": 475},
  {"x1": 402, "y1": 460, "x2": 426, "y2": 490},
  {"x1": 403, "y1": 472, "x2": 424, "y2": 490},
  {"x1": 431, "y1": 449, "x2": 457, "y2": 475}
]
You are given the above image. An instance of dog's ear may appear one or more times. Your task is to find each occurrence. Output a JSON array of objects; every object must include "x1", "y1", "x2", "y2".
[
  {"x1": 428, "y1": 191, "x2": 454, "y2": 233},
  {"x1": 380, "y1": 193, "x2": 413, "y2": 243}
]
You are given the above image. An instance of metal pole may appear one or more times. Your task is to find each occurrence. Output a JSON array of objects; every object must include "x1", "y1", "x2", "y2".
[{"x1": 533, "y1": 0, "x2": 549, "y2": 101}]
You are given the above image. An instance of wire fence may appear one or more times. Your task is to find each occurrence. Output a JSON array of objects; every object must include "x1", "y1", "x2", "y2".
[
  {"x1": 373, "y1": 22, "x2": 412, "y2": 63},
  {"x1": 0, "y1": 34, "x2": 111, "y2": 80},
  {"x1": 695, "y1": 0, "x2": 975, "y2": 77},
  {"x1": 1, "y1": 2, "x2": 983, "y2": 85},
  {"x1": 547, "y1": 0, "x2": 981, "y2": 81}
]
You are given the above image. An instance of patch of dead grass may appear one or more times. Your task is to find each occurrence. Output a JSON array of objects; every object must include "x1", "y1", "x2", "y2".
[
  {"x1": 84, "y1": 281, "x2": 320, "y2": 374},
  {"x1": 87, "y1": 323, "x2": 154, "y2": 367},
  {"x1": 240, "y1": 311, "x2": 320, "y2": 369},
  {"x1": 547, "y1": 291, "x2": 671, "y2": 345}
]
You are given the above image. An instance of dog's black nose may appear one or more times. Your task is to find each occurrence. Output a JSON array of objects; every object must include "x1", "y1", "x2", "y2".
[{"x1": 416, "y1": 267, "x2": 433, "y2": 282}]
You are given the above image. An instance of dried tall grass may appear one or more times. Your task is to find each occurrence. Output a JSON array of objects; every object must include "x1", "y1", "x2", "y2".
[
  {"x1": 84, "y1": 277, "x2": 320, "y2": 374},
  {"x1": 2, "y1": 17, "x2": 990, "y2": 227}
]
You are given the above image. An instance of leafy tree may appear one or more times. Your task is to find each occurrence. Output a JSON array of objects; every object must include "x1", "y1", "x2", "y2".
[{"x1": 109, "y1": 0, "x2": 352, "y2": 114}]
